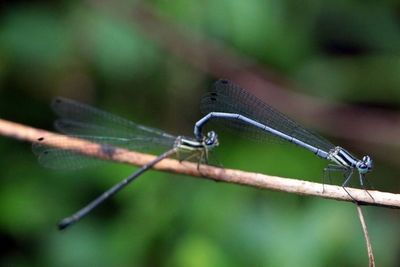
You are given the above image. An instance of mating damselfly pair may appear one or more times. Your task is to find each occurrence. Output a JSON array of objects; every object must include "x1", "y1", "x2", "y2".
[{"x1": 34, "y1": 79, "x2": 373, "y2": 230}]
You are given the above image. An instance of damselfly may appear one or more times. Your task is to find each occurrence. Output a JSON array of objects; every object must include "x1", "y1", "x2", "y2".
[
  {"x1": 194, "y1": 79, "x2": 373, "y2": 200},
  {"x1": 34, "y1": 97, "x2": 218, "y2": 230}
]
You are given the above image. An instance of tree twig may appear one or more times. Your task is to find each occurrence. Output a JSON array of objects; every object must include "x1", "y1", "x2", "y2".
[
  {"x1": 1, "y1": 118, "x2": 400, "y2": 208},
  {"x1": 356, "y1": 205, "x2": 375, "y2": 267}
]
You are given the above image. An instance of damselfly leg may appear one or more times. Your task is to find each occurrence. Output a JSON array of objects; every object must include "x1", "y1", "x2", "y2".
[
  {"x1": 323, "y1": 165, "x2": 356, "y2": 202},
  {"x1": 323, "y1": 164, "x2": 347, "y2": 193},
  {"x1": 176, "y1": 149, "x2": 206, "y2": 168},
  {"x1": 341, "y1": 169, "x2": 357, "y2": 202},
  {"x1": 359, "y1": 173, "x2": 374, "y2": 200},
  {"x1": 324, "y1": 165, "x2": 374, "y2": 202}
]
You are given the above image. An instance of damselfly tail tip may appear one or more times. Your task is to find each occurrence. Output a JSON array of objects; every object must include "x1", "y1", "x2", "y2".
[{"x1": 57, "y1": 218, "x2": 73, "y2": 231}]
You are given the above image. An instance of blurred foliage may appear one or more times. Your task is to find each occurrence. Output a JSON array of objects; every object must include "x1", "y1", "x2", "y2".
[{"x1": 1, "y1": 0, "x2": 400, "y2": 266}]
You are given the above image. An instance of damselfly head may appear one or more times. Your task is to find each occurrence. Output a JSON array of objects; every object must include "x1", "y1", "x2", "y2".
[
  {"x1": 356, "y1": 155, "x2": 373, "y2": 174},
  {"x1": 204, "y1": 131, "x2": 219, "y2": 148}
]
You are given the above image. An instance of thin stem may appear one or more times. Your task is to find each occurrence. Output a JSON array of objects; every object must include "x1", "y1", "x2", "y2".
[
  {"x1": 1, "y1": 118, "x2": 400, "y2": 208},
  {"x1": 356, "y1": 205, "x2": 375, "y2": 267}
]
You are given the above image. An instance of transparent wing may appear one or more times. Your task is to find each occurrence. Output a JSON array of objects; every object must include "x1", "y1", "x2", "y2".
[
  {"x1": 200, "y1": 79, "x2": 335, "y2": 152},
  {"x1": 33, "y1": 97, "x2": 177, "y2": 169},
  {"x1": 52, "y1": 97, "x2": 176, "y2": 141},
  {"x1": 33, "y1": 135, "x2": 176, "y2": 170}
]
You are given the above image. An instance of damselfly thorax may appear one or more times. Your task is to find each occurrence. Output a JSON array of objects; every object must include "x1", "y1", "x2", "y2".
[{"x1": 174, "y1": 131, "x2": 219, "y2": 164}]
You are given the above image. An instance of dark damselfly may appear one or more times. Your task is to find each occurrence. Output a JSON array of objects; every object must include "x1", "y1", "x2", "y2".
[{"x1": 194, "y1": 80, "x2": 373, "y2": 200}]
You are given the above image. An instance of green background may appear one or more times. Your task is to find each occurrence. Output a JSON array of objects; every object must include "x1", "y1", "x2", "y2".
[{"x1": 1, "y1": 1, "x2": 399, "y2": 266}]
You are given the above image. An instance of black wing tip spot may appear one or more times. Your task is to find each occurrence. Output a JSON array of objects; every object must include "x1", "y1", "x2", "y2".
[
  {"x1": 213, "y1": 79, "x2": 231, "y2": 90},
  {"x1": 209, "y1": 92, "x2": 218, "y2": 102}
]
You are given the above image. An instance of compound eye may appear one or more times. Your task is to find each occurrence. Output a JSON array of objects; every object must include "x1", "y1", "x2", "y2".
[
  {"x1": 207, "y1": 131, "x2": 216, "y2": 140},
  {"x1": 361, "y1": 164, "x2": 367, "y2": 169},
  {"x1": 205, "y1": 131, "x2": 218, "y2": 146},
  {"x1": 206, "y1": 138, "x2": 215, "y2": 146},
  {"x1": 363, "y1": 156, "x2": 372, "y2": 163},
  {"x1": 363, "y1": 156, "x2": 373, "y2": 170}
]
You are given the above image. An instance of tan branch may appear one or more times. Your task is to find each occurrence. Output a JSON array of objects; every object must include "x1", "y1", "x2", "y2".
[{"x1": 1, "y1": 118, "x2": 400, "y2": 208}]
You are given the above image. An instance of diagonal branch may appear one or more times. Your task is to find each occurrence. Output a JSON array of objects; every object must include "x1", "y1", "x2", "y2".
[{"x1": 1, "y1": 118, "x2": 400, "y2": 208}]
